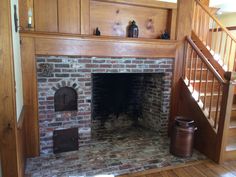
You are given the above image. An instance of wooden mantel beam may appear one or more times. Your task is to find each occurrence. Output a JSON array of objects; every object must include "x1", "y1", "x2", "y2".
[{"x1": 20, "y1": 31, "x2": 179, "y2": 58}]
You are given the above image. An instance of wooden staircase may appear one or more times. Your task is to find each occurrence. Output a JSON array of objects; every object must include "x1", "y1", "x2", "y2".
[{"x1": 180, "y1": 0, "x2": 236, "y2": 163}]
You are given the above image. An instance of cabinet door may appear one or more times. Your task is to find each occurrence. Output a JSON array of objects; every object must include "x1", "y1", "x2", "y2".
[
  {"x1": 58, "y1": 0, "x2": 81, "y2": 34},
  {"x1": 34, "y1": 0, "x2": 58, "y2": 32}
]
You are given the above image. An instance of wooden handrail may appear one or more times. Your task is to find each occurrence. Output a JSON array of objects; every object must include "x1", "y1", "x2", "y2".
[
  {"x1": 193, "y1": 0, "x2": 236, "y2": 72},
  {"x1": 186, "y1": 36, "x2": 225, "y2": 84},
  {"x1": 195, "y1": 0, "x2": 236, "y2": 43},
  {"x1": 184, "y1": 37, "x2": 229, "y2": 131}
]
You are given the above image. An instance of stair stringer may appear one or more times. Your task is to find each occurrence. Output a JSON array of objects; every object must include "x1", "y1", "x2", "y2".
[
  {"x1": 178, "y1": 78, "x2": 219, "y2": 162},
  {"x1": 191, "y1": 31, "x2": 225, "y2": 79}
]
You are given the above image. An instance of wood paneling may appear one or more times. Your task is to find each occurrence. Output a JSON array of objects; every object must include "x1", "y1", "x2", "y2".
[
  {"x1": 35, "y1": 38, "x2": 177, "y2": 58},
  {"x1": 167, "y1": 9, "x2": 177, "y2": 40},
  {"x1": 21, "y1": 0, "x2": 177, "y2": 38},
  {"x1": 93, "y1": 0, "x2": 177, "y2": 9},
  {"x1": 20, "y1": 32, "x2": 178, "y2": 58},
  {"x1": 200, "y1": 0, "x2": 210, "y2": 6},
  {"x1": 19, "y1": 0, "x2": 34, "y2": 29},
  {"x1": 58, "y1": 0, "x2": 81, "y2": 34},
  {"x1": 20, "y1": 37, "x2": 40, "y2": 157},
  {"x1": 81, "y1": 0, "x2": 90, "y2": 34},
  {"x1": 34, "y1": 0, "x2": 58, "y2": 32},
  {"x1": 0, "y1": 0, "x2": 21, "y2": 176},
  {"x1": 90, "y1": 1, "x2": 169, "y2": 38}
]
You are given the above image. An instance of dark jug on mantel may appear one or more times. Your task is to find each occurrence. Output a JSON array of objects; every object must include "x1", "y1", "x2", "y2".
[{"x1": 128, "y1": 21, "x2": 139, "y2": 38}]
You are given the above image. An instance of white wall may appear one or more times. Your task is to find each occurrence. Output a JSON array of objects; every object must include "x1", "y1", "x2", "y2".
[
  {"x1": 218, "y1": 12, "x2": 236, "y2": 37},
  {"x1": 10, "y1": 0, "x2": 24, "y2": 120}
]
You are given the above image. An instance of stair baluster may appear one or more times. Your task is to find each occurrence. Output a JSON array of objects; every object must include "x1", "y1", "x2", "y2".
[{"x1": 192, "y1": 0, "x2": 236, "y2": 71}]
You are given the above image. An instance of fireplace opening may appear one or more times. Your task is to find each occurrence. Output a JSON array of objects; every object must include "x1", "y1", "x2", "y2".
[
  {"x1": 92, "y1": 73, "x2": 166, "y2": 131},
  {"x1": 54, "y1": 87, "x2": 78, "y2": 112}
]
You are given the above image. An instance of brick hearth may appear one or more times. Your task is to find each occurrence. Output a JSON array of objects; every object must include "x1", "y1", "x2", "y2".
[{"x1": 36, "y1": 56, "x2": 173, "y2": 155}]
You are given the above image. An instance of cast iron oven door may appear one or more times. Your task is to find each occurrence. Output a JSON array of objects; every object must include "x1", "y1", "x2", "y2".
[
  {"x1": 53, "y1": 128, "x2": 78, "y2": 154},
  {"x1": 54, "y1": 87, "x2": 78, "y2": 112}
]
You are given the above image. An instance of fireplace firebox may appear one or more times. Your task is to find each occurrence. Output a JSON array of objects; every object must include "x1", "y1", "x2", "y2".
[
  {"x1": 37, "y1": 56, "x2": 173, "y2": 154},
  {"x1": 92, "y1": 73, "x2": 167, "y2": 131}
]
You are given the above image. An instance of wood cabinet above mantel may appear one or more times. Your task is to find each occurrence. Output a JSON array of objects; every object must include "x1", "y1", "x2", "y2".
[{"x1": 19, "y1": 0, "x2": 177, "y2": 39}]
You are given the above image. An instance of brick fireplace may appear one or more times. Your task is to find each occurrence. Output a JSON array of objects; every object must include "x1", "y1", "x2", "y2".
[{"x1": 37, "y1": 56, "x2": 173, "y2": 155}]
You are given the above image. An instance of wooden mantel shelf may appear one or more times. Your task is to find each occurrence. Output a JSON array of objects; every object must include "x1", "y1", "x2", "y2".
[{"x1": 20, "y1": 31, "x2": 179, "y2": 58}]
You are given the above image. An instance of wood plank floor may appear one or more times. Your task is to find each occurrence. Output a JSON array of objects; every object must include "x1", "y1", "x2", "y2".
[{"x1": 119, "y1": 160, "x2": 236, "y2": 177}]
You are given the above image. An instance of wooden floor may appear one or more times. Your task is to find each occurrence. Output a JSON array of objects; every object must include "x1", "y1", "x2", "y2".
[{"x1": 119, "y1": 160, "x2": 236, "y2": 177}]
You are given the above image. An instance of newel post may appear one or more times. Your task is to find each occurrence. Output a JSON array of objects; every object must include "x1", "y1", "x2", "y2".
[
  {"x1": 216, "y1": 72, "x2": 236, "y2": 163},
  {"x1": 169, "y1": 0, "x2": 195, "y2": 133}
]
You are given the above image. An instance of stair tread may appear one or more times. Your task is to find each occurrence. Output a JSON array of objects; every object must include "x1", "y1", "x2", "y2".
[
  {"x1": 232, "y1": 105, "x2": 236, "y2": 111},
  {"x1": 189, "y1": 80, "x2": 214, "y2": 83},
  {"x1": 230, "y1": 120, "x2": 236, "y2": 129},
  {"x1": 205, "y1": 104, "x2": 236, "y2": 112},
  {"x1": 200, "y1": 93, "x2": 222, "y2": 97}
]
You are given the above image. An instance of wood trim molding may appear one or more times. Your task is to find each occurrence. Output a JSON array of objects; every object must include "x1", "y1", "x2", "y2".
[
  {"x1": 227, "y1": 26, "x2": 236, "y2": 31},
  {"x1": 169, "y1": 0, "x2": 195, "y2": 134},
  {"x1": 212, "y1": 26, "x2": 236, "y2": 32},
  {"x1": 0, "y1": 0, "x2": 20, "y2": 176},
  {"x1": 92, "y1": 0, "x2": 177, "y2": 9},
  {"x1": 16, "y1": 106, "x2": 26, "y2": 177},
  {"x1": 20, "y1": 37, "x2": 40, "y2": 157},
  {"x1": 81, "y1": 0, "x2": 90, "y2": 35},
  {"x1": 20, "y1": 31, "x2": 179, "y2": 58}
]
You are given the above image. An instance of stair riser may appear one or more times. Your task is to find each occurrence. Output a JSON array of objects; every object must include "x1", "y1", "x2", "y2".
[
  {"x1": 192, "y1": 82, "x2": 221, "y2": 93},
  {"x1": 228, "y1": 128, "x2": 236, "y2": 137},
  {"x1": 186, "y1": 58, "x2": 209, "y2": 68},
  {"x1": 233, "y1": 95, "x2": 236, "y2": 104},
  {"x1": 186, "y1": 70, "x2": 214, "y2": 80},
  {"x1": 206, "y1": 110, "x2": 219, "y2": 121},
  {"x1": 225, "y1": 151, "x2": 236, "y2": 161},
  {"x1": 230, "y1": 110, "x2": 236, "y2": 120},
  {"x1": 200, "y1": 95, "x2": 222, "y2": 107}
]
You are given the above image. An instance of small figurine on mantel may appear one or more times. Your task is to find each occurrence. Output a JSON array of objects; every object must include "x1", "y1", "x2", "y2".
[
  {"x1": 94, "y1": 27, "x2": 101, "y2": 36},
  {"x1": 160, "y1": 30, "x2": 170, "y2": 40},
  {"x1": 127, "y1": 20, "x2": 139, "y2": 38}
]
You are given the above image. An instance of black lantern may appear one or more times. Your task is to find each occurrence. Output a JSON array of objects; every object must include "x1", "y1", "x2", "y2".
[
  {"x1": 94, "y1": 27, "x2": 101, "y2": 36},
  {"x1": 128, "y1": 21, "x2": 139, "y2": 38},
  {"x1": 160, "y1": 31, "x2": 170, "y2": 40}
]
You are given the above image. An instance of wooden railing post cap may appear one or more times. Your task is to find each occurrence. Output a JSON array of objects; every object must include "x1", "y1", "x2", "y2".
[{"x1": 224, "y1": 72, "x2": 236, "y2": 82}]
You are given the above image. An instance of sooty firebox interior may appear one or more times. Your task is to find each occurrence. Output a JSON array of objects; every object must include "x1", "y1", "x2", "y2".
[
  {"x1": 54, "y1": 87, "x2": 78, "y2": 112},
  {"x1": 92, "y1": 73, "x2": 165, "y2": 129}
]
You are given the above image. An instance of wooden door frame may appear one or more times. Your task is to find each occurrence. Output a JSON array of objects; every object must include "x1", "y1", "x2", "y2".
[{"x1": 0, "y1": 0, "x2": 20, "y2": 176}]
